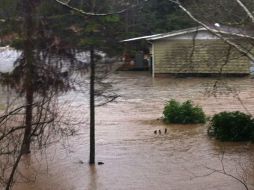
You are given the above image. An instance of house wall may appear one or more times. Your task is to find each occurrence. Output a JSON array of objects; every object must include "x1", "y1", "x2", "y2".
[{"x1": 153, "y1": 39, "x2": 250, "y2": 76}]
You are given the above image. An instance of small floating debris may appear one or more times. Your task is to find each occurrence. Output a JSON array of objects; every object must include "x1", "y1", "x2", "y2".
[{"x1": 98, "y1": 162, "x2": 104, "y2": 165}]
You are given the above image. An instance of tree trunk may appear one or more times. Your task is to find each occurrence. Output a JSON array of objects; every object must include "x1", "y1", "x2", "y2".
[
  {"x1": 21, "y1": 0, "x2": 34, "y2": 155},
  {"x1": 89, "y1": 46, "x2": 95, "y2": 164}
]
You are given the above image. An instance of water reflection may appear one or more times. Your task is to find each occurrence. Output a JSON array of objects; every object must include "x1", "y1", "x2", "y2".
[{"x1": 88, "y1": 166, "x2": 98, "y2": 190}]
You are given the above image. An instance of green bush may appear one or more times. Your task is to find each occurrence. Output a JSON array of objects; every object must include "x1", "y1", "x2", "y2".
[
  {"x1": 208, "y1": 111, "x2": 254, "y2": 141},
  {"x1": 163, "y1": 99, "x2": 206, "y2": 124}
]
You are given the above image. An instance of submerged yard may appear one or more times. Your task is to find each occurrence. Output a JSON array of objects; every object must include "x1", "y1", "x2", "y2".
[{"x1": 8, "y1": 71, "x2": 254, "y2": 190}]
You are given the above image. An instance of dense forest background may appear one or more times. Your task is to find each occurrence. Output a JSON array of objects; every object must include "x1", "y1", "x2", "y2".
[{"x1": 0, "y1": 0, "x2": 195, "y2": 54}]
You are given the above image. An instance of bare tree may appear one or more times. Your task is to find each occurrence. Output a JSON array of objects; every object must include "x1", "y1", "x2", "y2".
[{"x1": 187, "y1": 151, "x2": 251, "y2": 190}]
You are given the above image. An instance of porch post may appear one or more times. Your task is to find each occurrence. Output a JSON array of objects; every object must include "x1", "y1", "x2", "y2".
[{"x1": 152, "y1": 43, "x2": 155, "y2": 78}]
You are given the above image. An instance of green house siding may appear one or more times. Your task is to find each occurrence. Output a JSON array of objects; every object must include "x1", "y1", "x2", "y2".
[{"x1": 153, "y1": 40, "x2": 250, "y2": 74}]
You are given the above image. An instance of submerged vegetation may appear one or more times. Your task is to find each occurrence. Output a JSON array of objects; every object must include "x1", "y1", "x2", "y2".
[
  {"x1": 208, "y1": 111, "x2": 254, "y2": 142},
  {"x1": 163, "y1": 99, "x2": 206, "y2": 124},
  {"x1": 163, "y1": 99, "x2": 254, "y2": 142}
]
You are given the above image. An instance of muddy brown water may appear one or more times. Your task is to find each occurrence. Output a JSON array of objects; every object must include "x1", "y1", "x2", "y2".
[{"x1": 10, "y1": 72, "x2": 254, "y2": 190}]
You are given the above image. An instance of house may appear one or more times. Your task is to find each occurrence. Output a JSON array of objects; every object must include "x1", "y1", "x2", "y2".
[{"x1": 122, "y1": 26, "x2": 253, "y2": 77}]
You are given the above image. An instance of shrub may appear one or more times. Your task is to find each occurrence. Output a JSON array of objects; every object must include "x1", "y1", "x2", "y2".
[
  {"x1": 208, "y1": 111, "x2": 254, "y2": 141},
  {"x1": 163, "y1": 99, "x2": 206, "y2": 124}
]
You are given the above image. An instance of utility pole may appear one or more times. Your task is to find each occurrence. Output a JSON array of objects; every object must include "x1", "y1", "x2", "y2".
[{"x1": 89, "y1": 46, "x2": 95, "y2": 165}]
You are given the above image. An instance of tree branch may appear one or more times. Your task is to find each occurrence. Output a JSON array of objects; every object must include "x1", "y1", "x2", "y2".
[
  {"x1": 55, "y1": 0, "x2": 131, "y2": 16},
  {"x1": 235, "y1": 0, "x2": 254, "y2": 23},
  {"x1": 169, "y1": 0, "x2": 254, "y2": 62}
]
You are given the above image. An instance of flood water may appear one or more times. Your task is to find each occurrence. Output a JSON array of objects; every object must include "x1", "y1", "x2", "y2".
[{"x1": 11, "y1": 72, "x2": 254, "y2": 190}]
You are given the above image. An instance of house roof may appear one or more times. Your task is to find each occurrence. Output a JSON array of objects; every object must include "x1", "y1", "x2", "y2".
[
  {"x1": 120, "y1": 33, "x2": 163, "y2": 42},
  {"x1": 148, "y1": 26, "x2": 205, "y2": 40},
  {"x1": 121, "y1": 25, "x2": 254, "y2": 42}
]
